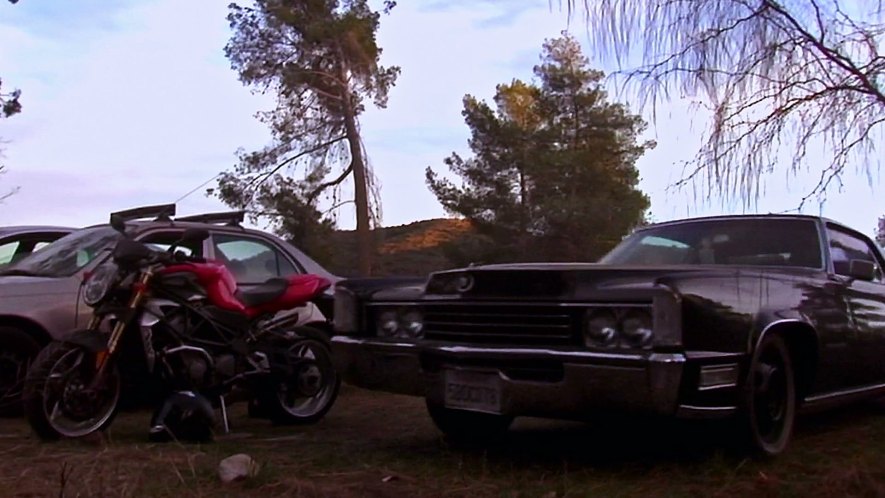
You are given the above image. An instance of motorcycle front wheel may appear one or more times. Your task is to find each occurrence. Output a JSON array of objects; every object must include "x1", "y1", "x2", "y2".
[
  {"x1": 23, "y1": 341, "x2": 121, "y2": 441},
  {"x1": 264, "y1": 329, "x2": 340, "y2": 425}
]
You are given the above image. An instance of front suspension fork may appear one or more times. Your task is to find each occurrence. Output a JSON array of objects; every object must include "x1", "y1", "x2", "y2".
[{"x1": 93, "y1": 269, "x2": 153, "y2": 377}]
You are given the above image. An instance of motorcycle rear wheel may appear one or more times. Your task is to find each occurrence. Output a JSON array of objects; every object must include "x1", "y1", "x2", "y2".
[
  {"x1": 264, "y1": 327, "x2": 340, "y2": 425},
  {"x1": 23, "y1": 341, "x2": 121, "y2": 441}
]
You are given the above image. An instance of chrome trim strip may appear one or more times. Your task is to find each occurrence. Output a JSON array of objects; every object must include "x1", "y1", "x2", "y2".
[
  {"x1": 436, "y1": 345, "x2": 650, "y2": 361},
  {"x1": 685, "y1": 351, "x2": 745, "y2": 360},
  {"x1": 678, "y1": 404, "x2": 738, "y2": 412},
  {"x1": 804, "y1": 382, "x2": 885, "y2": 405},
  {"x1": 332, "y1": 336, "x2": 419, "y2": 349},
  {"x1": 676, "y1": 404, "x2": 738, "y2": 418},
  {"x1": 751, "y1": 318, "x2": 814, "y2": 352},
  {"x1": 697, "y1": 384, "x2": 738, "y2": 392},
  {"x1": 332, "y1": 337, "x2": 686, "y2": 363},
  {"x1": 366, "y1": 301, "x2": 653, "y2": 308}
]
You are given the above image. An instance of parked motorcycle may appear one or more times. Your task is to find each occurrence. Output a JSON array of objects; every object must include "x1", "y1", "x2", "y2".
[{"x1": 23, "y1": 215, "x2": 339, "y2": 441}]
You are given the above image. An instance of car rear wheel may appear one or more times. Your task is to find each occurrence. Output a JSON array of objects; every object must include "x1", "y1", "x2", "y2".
[
  {"x1": 742, "y1": 333, "x2": 796, "y2": 457},
  {"x1": 0, "y1": 327, "x2": 42, "y2": 417},
  {"x1": 426, "y1": 401, "x2": 513, "y2": 442}
]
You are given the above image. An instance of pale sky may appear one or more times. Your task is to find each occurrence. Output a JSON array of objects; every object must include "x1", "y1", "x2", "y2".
[{"x1": 0, "y1": 0, "x2": 882, "y2": 239}]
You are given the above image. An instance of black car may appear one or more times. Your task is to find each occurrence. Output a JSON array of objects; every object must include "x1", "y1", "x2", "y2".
[{"x1": 332, "y1": 214, "x2": 885, "y2": 456}]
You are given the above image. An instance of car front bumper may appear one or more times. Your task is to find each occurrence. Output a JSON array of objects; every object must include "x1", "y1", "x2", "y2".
[{"x1": 332, "y1": 336, "x2": 742, "y2": 420}]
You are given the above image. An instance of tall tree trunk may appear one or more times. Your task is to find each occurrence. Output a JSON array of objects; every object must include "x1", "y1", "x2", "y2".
[{"x1": 343, "y1": 102, "x2": 372, "y2": 276}]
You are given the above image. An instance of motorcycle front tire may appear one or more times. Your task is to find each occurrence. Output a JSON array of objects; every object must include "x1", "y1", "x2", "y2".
[{"x1": 23, "y1": 341, "x2": 121, "y2": 441}]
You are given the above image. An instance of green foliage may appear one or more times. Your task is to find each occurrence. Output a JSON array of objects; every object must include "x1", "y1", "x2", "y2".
[
  {"x1": 0, "y1": 79, "x2": 21, "y2": 118},
  {"x1": 220, "y1": 0, "x2": 399, "y2": 273},
  {"x1": 0, "y1": 77, "x2": 22, "y2": 202},
  {"x1": 427, "y1": 34, "x2": 653, "y2": 264}
]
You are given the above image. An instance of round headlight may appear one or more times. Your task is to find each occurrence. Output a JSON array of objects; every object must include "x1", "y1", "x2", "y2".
[
  {"x1": 400, "y1": 309, "x2": 424, "y2": 338},
  {"x1": 583, "y1": 310, "x2": 619, "y2": 348},
  {"x1": 376, "y1": 310, "x2": 400, "y2": 337},
  {"x1": 83, "y1": 262, "x2": 118, "y2": 306},
  {"x1": 621, "y1": 310, "x2": 654, "y2": 348}
]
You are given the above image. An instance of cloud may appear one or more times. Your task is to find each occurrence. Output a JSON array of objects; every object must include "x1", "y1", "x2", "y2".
[{"x1": 0, "y1": 0, "x2": 271, "y2": 226}]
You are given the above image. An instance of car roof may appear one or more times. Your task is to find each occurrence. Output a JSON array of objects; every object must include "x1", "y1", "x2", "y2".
[
  {"x1": 635, "y1": 213, "x2": 880, "y2": 246},
  {"x1": 641, "y1": 213, "x2": 855, "y2": 231},
  {"x1": 79, "y1": 217, "x2": 339, "y2": 280},
  {"x1": 0, "y1": 225, "x2": 76, "y2": 236}
]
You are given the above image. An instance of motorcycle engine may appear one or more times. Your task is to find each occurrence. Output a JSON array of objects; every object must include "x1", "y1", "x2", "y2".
[
  {"x1": 215, "y1": 353, "x2": 236, "y2": 379},
  {"x1": 162, "y1": 349, "x2": 214, "y2": 390}
]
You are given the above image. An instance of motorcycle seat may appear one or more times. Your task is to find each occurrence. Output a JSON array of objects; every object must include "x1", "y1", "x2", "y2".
[{"x1": 235, "y1": 277, "x2": 289, "y2": 307}]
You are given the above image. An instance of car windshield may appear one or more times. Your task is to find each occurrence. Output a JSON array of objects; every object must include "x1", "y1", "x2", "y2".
[
  {"x1": 2, "y1": 226, "x2": 120, "y2": 277},
  {"x1": 600, "y1": 218, "x2": 823, "y2": 268}
]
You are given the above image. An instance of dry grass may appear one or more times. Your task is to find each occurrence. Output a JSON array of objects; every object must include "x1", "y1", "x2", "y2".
[{"x1": 0, "y1": 387, "x2": 883, "y2": 497}]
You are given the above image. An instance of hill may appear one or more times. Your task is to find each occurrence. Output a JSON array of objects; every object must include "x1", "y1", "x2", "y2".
[{"x1": 323, "y1": 218, "x2": 475, "y2": 277}]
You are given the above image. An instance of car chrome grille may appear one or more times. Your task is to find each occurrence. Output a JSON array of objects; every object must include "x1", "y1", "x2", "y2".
[{"x1": 422, "y1": 303, "x2": 579, "y2": 346}]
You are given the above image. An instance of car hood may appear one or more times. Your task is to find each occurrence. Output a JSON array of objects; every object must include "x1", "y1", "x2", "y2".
[
  {"x1": 0, "y1": 274, "x2": 78, "y2": 297},
  {"x1": 425, "y1": 264, "x2": 819, "y2": 300},
  {"x1": 336, "y1": 276, "x2": 428, "y2": 300}
]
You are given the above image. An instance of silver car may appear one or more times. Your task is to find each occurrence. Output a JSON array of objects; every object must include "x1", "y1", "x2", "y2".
[{"x1": 0, "y1": 206, "x2": 338, "y2": 415}]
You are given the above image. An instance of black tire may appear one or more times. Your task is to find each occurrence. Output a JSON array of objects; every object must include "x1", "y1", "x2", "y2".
[
  {"x1": 742, "y1": 333, "x2": 797, "y2": 457},
  {"x1": 263, "y1": 326, "x2": 340, "y2": 425},
  {"x1": 0, "y1": 326, "x2": 42, "y2": 417},
  {"x1": 426, "y1": 401, "x2": 514, "y2": 442},
  {"x1": 23, "y1": 341, "x2": 121, "y2": 441}
]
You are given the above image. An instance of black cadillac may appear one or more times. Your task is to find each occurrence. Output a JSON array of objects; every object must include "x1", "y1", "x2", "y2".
[{"x1": 331, "y1": 215, "x2": 885, "y2": 456}]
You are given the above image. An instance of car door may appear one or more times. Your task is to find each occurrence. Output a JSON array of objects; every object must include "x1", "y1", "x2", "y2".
[{"x1": 825, "y1": 224, "x2": 885, "y2": 386}]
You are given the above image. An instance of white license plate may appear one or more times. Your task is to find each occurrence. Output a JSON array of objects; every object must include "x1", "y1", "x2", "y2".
[{"x1": 443, "y1": 370, "x2": 502, "y2": 414}]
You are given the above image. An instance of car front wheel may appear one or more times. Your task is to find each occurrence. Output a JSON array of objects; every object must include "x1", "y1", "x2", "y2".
[
  {"x1": 0, "y1": 326, "x2": 41, "y2": 416},
  {"x1": 743, "y1": 333, "x2": 797, "y2": 457}
]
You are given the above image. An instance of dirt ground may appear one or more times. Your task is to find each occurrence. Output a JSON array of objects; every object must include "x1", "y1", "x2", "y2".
[{"x1": 0, "y1": 386, "x2": 883, "y2": 497}]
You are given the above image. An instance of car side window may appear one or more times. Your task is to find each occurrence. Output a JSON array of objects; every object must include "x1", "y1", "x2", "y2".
[
  {"x1": 827, "y1": 226, "x2": 884, "y2": 281},
  {"x1": 212, "y1": 234, "x2": 298, "y2": 284},
  {"x1": 139, "y1": 231, "x2": 202, "y2": 257},
  {"x1": 0, "y1": 240, "x2": 20, "y2": 265}
]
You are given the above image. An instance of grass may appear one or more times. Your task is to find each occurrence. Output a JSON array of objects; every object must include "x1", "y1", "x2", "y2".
[{"x1": 0, "y1": 386, "x2": 883, "y2": 497}]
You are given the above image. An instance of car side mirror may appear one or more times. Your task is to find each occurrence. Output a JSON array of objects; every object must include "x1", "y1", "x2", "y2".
[{"x1": 847, "y1": 259, "x2": 877, "y2": 281}]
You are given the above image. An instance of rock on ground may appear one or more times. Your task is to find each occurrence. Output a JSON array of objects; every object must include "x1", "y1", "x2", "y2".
[{"x1": 218, "y1": 453, "x2": 260, "y2": 483}]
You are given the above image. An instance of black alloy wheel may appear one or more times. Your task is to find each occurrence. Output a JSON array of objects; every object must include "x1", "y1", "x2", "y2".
[{"x1": 743, "y1": 333, "x2": 797, "y2": 457}]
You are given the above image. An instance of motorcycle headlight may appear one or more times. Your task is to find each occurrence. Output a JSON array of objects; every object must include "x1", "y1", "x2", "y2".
[
  {"x1": 374, "y1": 307, "x2": 424, "y2": 339},
  {"x1": 621, "y1": 310, "x2": 654, "y2": 349},
  {"x1": 583, "y1": 310, "x2": 619, "y2": 348},
  {"x1": 83, "y1": 262, "x2": 118, "y2": 306}
]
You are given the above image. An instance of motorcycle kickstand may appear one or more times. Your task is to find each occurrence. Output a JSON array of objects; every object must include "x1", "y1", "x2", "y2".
[{"x1": 219, "y1": 395, "x2": 230, "y2": 434}]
